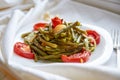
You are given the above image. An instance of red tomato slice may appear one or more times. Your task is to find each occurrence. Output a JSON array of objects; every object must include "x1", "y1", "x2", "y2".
[
  {"x1": 33, "y1": 23, "x2": 47, "y2": 30},
  {"x1": 86, "y1": 30, "x2": 100, "y2": 45},
  {"x1": 61, "y1": 50, "x2": 91, "y2": 63},
  {"x1": 14, "y1": 42, "x2": 34, "y2": 59},
  {"x1": 51, "y1": 17, "x2": 63, "y2": 28}
]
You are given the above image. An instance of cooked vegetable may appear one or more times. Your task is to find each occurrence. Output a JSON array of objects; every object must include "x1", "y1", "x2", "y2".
[
  {"x1": 30, "y1": 45, "x2": 47, "y2": 56},
  {"x1": 24, "y1": 32, "x2": 37, "y2": 43},
  {"x1": 13, "y1": 16, "x2": 100, "y2": 63},
  {"x1": 14, "y1": 42, "x2": 34, "y2": 59},
  {"x1": 34, "y1": 22, "x2": 47, "y2": 30},
  {"x1": 53, "y1": 24, "x2": 66, "y2": 33},
  {"x1": 86, "y1": 30, "x2": 100, "y2": 45},
  {"x1": 51, "y1": 17, "x2": 63, "y2": 28},
  {"x1": 61, "y1": 50, "x2": 90, "y2": 63}
]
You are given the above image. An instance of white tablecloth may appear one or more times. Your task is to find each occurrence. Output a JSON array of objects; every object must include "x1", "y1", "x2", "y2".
[{"x1": 0, "y1": 0, "x2": 120, "y2": 79}]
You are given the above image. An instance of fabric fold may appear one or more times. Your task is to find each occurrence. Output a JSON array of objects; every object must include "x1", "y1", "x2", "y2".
[{"x1": 0, "y1": 0, "x2": 120, "y2": 79}]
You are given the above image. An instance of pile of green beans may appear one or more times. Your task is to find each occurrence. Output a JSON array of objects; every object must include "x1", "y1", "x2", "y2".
[{"x1": 22, "y1": 21, "x2": 96, "y2": 62}]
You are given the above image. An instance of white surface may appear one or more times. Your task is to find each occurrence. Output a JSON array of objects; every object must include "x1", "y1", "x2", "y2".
[
  {"x1": 9, "y1": 62, "x2": 120, "y2": 80},
  {"x1": 117, "y1": 49, "x2": 120, "y2": 68},
  {"x1": 76, "y1": 0, "x2": 120, "y2": 14},
  {"x1": 0, "y1": 0, "x2": 120, "y2": 79},
  {"x1": 0, "y1": 0, "x2": 23, "y2": 8}
]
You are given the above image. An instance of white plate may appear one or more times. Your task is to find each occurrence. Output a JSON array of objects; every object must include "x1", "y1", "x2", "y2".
[{"x1": 2, "y1": 21, "x2": 113, "y2": 67}]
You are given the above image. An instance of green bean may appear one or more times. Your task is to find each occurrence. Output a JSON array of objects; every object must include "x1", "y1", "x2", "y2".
[
  {"x1": 38, "y1": 54, "x2": 61, "y2": 60},
  {"x1": 60, "y1": 32, "x2": 67, "y2": 37},
  {"x1": 55, "y1": 21, "x2": 80, "y2": 38},
  {"x1": 45, "y1": 46, "x2": 60, "y2": 52},
  {"x1": 76, "y1": 35, "x2": 81, "y2": 43},
  {"x1": 48, "y1": 23, "x2": 53, "y2": 33},
  {"x1": 48, "y1": 59, "x2": 62, "y2": 62},
  {"x1": 73, "y1": 26, "x2": 87, "y2": 35},
  {"x1": 60, "y1": 38, "x2": 67, "y2": 42},
  {"x1": 33, "y1": 39, "x2": 46, "y2": 51},
  {"x1": 84, "y1": 38, "x2": 89, "y2": 50},
  {"x1": 57, "y1": 41, "x2": 79, "y2": 47},
  {"x1": 47, "y1": 51, "x2": 62, "y2": 55},
  {"x1": 31, "y1": 50, "x2": 38, "y2": 62},
  {"x1": 38, "y1": 28, "x2": 48, "y2": 34},
  {"x1": 38, "y1": 28, "x2": 50, "y2": 41},
  {"x1": 74, "y1": 33, "x2": 79, "y2": 42},
  {"x1": 66, "y1": 30, "x2": 72, "y2": 41},
  {"x1": 30, "y1": 45, "x2": 47, "y2": 56},
  {"x1": 63, "y1": 21, "x2": 68, "y2": 26},
  {"x1": 71, "y1": 28, "x2": 76, "y2": 41},
  {"x1": 89, "y1": 47, "x2": 95, "y2": 52},
  {"x1": 67, "y1": 45, "x2": 82, "y2": 54},
  {"x1": 34, "y1": 52, "x2": 38, "y2": 62},
  {"x1": 88, "y1": 37, "x2": 96, "y2": 52},
  {"x1": 39, "y1": 36, "x2": 58, "y2": 48},
  {"x1": 21, "y1": 32, "x2": 30, "y2": 38},
  {"x1": 43, "y1": 34, "x2": 50, "y2": 41}
]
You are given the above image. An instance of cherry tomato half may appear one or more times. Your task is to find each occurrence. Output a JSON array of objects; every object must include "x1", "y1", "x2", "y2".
[
  {"x1": 61, "y1": 50, "x2": 91, "y2": 63},
  {"x1": 14, "y1": 42, "x2": 34, "y2": 59},
  {"x1": 51, "y1": 17, "x2": 63, "y2": 28},
  {"x1": 86, "y1": 30, "x2": 100, "y2": 45},
  {"x1": 33, "y1": 23, "x2": 47, "y2": 31}
]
